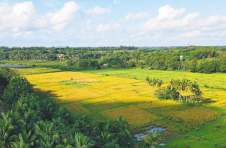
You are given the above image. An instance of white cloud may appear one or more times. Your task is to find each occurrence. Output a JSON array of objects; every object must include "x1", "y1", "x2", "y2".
[
  {"x1": 139, "y1": 4, "x2": 226, "y2": 34},
  {"x1": 84, "y1": 6, "x2": 111, "y2": 16},
  {"x1": 125, "y1": 12, "x2": 150, "y2": 21},
  {"x1": 157, "y1": 4, "x2": 185, "y2": 20},
  {"x1": 96, "y1": 23, "x2": 121, "y2": 32},
  {"x1": 0, "y1": 1, "x2": 80, "y2": 32}
]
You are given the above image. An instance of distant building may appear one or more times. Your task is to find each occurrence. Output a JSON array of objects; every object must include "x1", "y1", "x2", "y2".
[
  {"x1": 57, "y1": 54, "x2": 65, "y2": 61},
  {"x1": 180, "y1": 55, "x2": 183, "y2": 61},
  {"x1": 103, "y1": 63, "x2": 108, "y2": 66}
]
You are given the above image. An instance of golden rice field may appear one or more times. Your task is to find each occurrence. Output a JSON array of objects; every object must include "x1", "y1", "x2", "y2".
[
  {"x1": 161, "y1": 107, "x2": 222, "y2": 129},
  {"x1": 100, "y1": 106, "x2": 162, "y2": 126},
  {"x1": 21, "y1": 68, "x2": 226, "y2": 142}
]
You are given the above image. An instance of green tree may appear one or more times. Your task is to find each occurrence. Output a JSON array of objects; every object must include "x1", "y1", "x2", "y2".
[
  {"x1": 146, "y1": 77, "x2": 150, "y2": 96},
  {"x1": 143, "y1": 131, "x2": 161, "y2": 148},
  {"x1": 74, "y1": 133, "x2": 95, "y2": 148}
]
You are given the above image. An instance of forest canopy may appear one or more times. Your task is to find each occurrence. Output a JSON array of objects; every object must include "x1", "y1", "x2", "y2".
[{"x1": 1, "y1": 46, "x2": 226, "y2": 74}]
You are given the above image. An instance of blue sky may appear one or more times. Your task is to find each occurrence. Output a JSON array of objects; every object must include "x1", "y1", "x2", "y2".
[{"x1": 1, "y1": 0, "x2": 226, "y2": 47}]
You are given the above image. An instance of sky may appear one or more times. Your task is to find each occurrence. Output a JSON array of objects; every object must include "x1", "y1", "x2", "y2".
[{"x1": 0, "y1": 0, "x2": 226, "y2": 47}]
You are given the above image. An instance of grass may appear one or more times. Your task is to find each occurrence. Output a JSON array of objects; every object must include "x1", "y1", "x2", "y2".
[
  {"x1": 14, "y1": 67, "x2": 226, "y2": 147},
  {"x1": 59, "y1": 81, "x2": 88, "y2": 88},
  {"x1": 13, "y1": 67, "x2": 61, "y2": 75}
]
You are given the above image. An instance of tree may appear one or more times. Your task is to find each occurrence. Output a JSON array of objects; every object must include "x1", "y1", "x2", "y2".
[
  {"x1": 116, "y1": 116, "x2": 132, "y2": 147},
  {"x1": 146, "y1": 77, "x2": 150, "y2": 96},
  {"x1": 74, "y1": 133, "x2": 95, "y2": 148},
  {"x1": 0, "y1": 112, "x2": 18, "y2": 147},
  {"x1": 143, "y1": 131, "x2": 161, "y2": 148}
]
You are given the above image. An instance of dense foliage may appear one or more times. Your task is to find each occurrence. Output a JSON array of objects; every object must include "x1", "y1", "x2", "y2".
[
  {"x1": 1, "y1": 46, "x2": 226, "y2": 73},
  {"x1": 152, "y1": 78, "x2": 203, "y2": 104}
]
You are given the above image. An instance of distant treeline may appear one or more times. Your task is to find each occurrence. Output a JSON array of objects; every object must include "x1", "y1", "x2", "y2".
[{"x1": 1, "y1": 46, "x2": 226, "y2": 73}]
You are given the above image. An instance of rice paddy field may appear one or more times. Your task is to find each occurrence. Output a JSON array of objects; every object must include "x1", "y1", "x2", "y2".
[{"x1": 17, "y1": 67, "x2": 226, "y2": 147}]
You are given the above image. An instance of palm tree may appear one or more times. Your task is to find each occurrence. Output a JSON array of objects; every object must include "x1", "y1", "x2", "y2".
[
  {"x1": 146, "y1": 77, "x2": 150, "y2": 96},
  {"x1": 56, "y1": 138, "x2": 73, "y2": 148},
  {"x1": 169, "y1": 79, "x2": 175, "y2": 91},
  {"x1": 74, "y1": 132, "x2": 95, "y2": 148},
  {"x1": 157, "y1": 79, "x2": 163, "y2": 88},
  {"x1": 188, "y1": 81, "x2": 193, "y2": 103},
  {"x1": 117, "y1": 116, "x2": 131, "y2": 137},
  {"x1": 149, "y1": 79, "x2": 157, "y2": 96},
  {"x1": 34, "y1": 121, "x2": 59, "y2": 147},
  {"x1": 15, "y1": 130, "x2": 37, "y2": 147},
  {"x1": 96, "y1": 132, "x2": 117, "y2": 148},
  {"x1": 175, "y1": 80, "x2": 182, "y2": 102},
  {"x1": 10, "y1": 135, "x2": 30, "y2": 148},
  {"x1": 153, "y1": 79, "x2": 158, "y2": 92},
  {"x1": 143, "y1": 131, "x2": 161, "y2": 148},
  {"x1": 116, "y1": 116, "x2": 132, "y2": 146},
  {"x1": 185, "y1": 79, "x2": 190, "y2": 103},
  {"x1": 192, "y1": 82, "x2": 203, "y2": 104},
  {"x1": 0, "y1": 114, "x2": 16, "y2": 147},
  {"x1": 181, "y1": 79, "x2": 187, "y2": 102}
]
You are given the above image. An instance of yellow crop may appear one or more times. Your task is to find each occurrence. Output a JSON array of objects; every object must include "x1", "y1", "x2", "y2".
[
  {"x1": 82, "y1": 97, "x2": 111, "y2": 104},
  {"x1": 18, "y1": 69, "x2": 225, "y2": 129},
  {"x1": 65, "y1": 102, "x2": 92, "y2": 115},
  {"x1": 137, "y1": 100, "x2": 181, "y2": 109},
  {"x1": 161, "y1": 107, "x2": 222, "y2": 129},
  {"x1": 88, "y1": 100, "x2": 123, "y2": 110},
  {"x1": 100, "y1": 106, "x2": 162, "y2": 126}
]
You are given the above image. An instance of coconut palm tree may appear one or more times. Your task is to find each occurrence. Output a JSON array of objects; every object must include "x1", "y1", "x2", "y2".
[
  {"x1": 192, "y1": 82, "x2": 203, "y2": 104},
  {"x1": 34, "y1": 121, "x2": 59, "y2": 147},
  {"x1": 116, "y1": 116, "x2": 132, "y2": 146},
  {"x1": 181, "y1": 79, "x2": 187, "y2": 102},
  {"x1": 188, "y1": 81, "x2": 193, "y2": 103},
  {"x1": 0, "y1": 114, "x2": 16, "y2": 147},
  {"x1": 146, "y1": 77, "x2": 150, "y2": 96},
  {"x1": 10, "y1": 134, "x2": 30, "y2": 148},
  {"x1": 74, "y1": 132, "x2": 95, "y2": 148},
  {"x1": 175, "y1": 79, "x2": 182, "y2": 102},
  {"x1": 149, "y1": 78, "x2": 157, "y2": 96},
  {"x1": 56, "y1": 138, "x2": 73, "y2": 148},
  {"x1": 96, "y1": 132, "x2": 117, "y2": 148},
  {"x1": 143, "y1": 131, "x2": 161, "y2": 148},
  {"x1": 185, "y1": 79, "x2": 191, "y2": 103},
  {"x1": 157, "y1": 79, "x2": 163, "y2": 88},
  {"x1": 169, "y1": 79, "x2": 175, "y2": 91}
]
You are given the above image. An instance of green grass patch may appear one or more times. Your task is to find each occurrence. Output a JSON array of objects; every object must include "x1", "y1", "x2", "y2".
[{"x1": 58, "y1": 81, "x2": 88, "y2": 88}]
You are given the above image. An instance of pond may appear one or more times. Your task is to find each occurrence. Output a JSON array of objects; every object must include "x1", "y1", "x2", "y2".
[
  {"x1": 0, "y1": 64, "x2": 31, "y2": 68},
  {"x1": 134, "y1": 127, "x2": 167, "y2": 141}
]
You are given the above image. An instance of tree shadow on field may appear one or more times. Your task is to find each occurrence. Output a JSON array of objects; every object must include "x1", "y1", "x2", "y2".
[
  {"x1": 201, "y1": 97, "x2": 217, "y2": 104},
  {"x1": 33, "y1": 87, "x2": 58, "y2": 98}
]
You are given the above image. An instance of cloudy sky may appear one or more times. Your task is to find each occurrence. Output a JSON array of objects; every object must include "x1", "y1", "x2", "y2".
[{"x1": 0, "y1": 0, "x2": 226, "y2": 47}]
